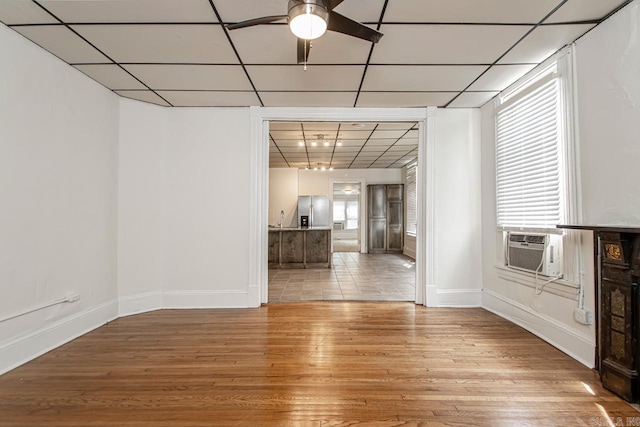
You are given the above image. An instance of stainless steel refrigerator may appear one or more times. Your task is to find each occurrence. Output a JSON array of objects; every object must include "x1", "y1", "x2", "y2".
[{"x1": 298, "y1": 195, "x2": 330, "y2": 228}]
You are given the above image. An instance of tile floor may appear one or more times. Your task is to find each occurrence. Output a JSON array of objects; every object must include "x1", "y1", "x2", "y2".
[{"x1": 268, "y1": 252, "x2": 416, "y2": 302}]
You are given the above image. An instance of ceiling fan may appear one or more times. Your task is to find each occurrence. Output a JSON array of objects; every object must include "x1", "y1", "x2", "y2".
[{"x1": 226, "y1": 0, "x2": 383, "y2": 65}]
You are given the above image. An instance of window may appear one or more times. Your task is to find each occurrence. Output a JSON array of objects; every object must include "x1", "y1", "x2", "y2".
[
  {"x1": 405, "y1": 162, "x2": 417, "y2": 236},
  {"x1": 333, "y1": 198, "x2": 359, "y2": 230},
  {"x1": 346, "y1": 200, "x2": 358, "y2": 230},
  {"x1": 333, "y1": 200, "x2": 345, "y2": 222},
  {"x1": 495, "y1": 63, "x2": 565, "y2": 229},
  {"x1": 494, "y1": 48, "x2": 582, "y2": 292}
]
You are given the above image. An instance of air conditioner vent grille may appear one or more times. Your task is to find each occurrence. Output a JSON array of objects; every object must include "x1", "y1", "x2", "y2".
[{"x1": 509, "y1": 246, "x2": 544, "y2": 272}]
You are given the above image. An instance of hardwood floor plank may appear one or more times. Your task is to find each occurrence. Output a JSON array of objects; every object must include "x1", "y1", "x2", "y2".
[{"x1": 0, "y1": 302, "x2": 638, "y2": 426}]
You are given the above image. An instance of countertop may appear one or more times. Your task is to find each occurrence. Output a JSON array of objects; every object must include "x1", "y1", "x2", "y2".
[{"x1": 268, "y1": 226, "x2": 332, "y2": 231}]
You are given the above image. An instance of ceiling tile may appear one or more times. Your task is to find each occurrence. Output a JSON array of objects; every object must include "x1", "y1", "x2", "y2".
[
  {"x1": 447, "y1": 91, "x2": 500, "y2": 108},
  {"x1": 362, "y1": 65, "x2": 486, "y2": 91},
  {"x1": 372, "y1": 25, "x2": 531, "y2": 64},
  {"x1": 230, "y1": 24, "x2": 372, "y2": 64},
  {"x1": 247, "y1": 65, "x2": 364, "y2": 91},
  {"x1": 498, "y1": 24, "x2": 595, "y2": 64},
  {"x1": 260, "y1": 92, "x2": 357, "y2": 107},
  {"x1": 269, "y1": 122, "x2": 302, "y2": 131},
  {"x1": 547, "y1": 0, "x2": 630, "y2": 23},
  {"x1": 214, "y1": 0, "x2": 286, "y2": 23},
  {"x1": 338, "y1": 130, "x2": 374, "y2": 139},
  {"x1": 467, "y1": 64, "x2": 537, "y2": 91},
  {"x1": 115, "y1": 90, "x2": 171, "y2": 107},
  {"x1": 370, "y1": 130, "x2": 410, "y2": 139},
  {"x1": 71, "y1": 24, "x2": 237, "y2": 63},
  {"x1": 383, "y1": 0, "x2": 560, "y2": 23},
  {"x1": 270, "y1": 130, "x2": 303, "y2": 140},
  {"x1": 157, "y1": 91, "x2": 261, "y2": 107},
  {"x1": 74, "y1": 64, "x2": 147, "y2": 90},
  {"x1": 122, "y1": 65, "x2": 252, "y2": 90},
  {"x1": 13, "y1": 25, "x2": 109, "y2": 63},
  {"x1": 0, "y1": 1, "x2": 58, "y2": 24},
  {"x1": 375, "y1": 122, "x2": 416, "y2": 130},
  {"x1": 39, "y1": 0, "x2": 218, "y2": 23},
  {"x1": 302, "y1": 123, "x2": 341, "y2": 132},
  {"x1": 332, "y1": 0, "x2": 386, "y2": 22},
  {"x1": 357, "y1": 92, "x2": 456, "y2": 107}
]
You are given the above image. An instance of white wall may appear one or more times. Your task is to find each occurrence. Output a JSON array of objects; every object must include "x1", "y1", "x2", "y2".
[
  {"x1": 298, "y1": 168, "x2": 400, "y2": 195},
  {"x1": 118, "y1": 105, "x2": 252, "y2": 313},
  {"x1": 575, "y1": 0, "x2": 640, "y2": 225},
  {"x1": 431, "y1": 109, "x2": 483, "y2": 307},
  {"x1": 480, "y1": 0, "x2": 640, "y2": 367},
  {"x1": 269, "y1": 168, "x2": 298, "y2": 227},
  {"x1": 0, "y1": 25, "x2": 120, "y2": 373},
  {"x1": 117, "y1": 100, "x2": 168, "y2": 310}
]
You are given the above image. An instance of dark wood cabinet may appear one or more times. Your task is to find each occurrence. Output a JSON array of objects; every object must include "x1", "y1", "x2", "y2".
[{"x1": 559, "y1": 225, "x2": 640, "y2": 402}]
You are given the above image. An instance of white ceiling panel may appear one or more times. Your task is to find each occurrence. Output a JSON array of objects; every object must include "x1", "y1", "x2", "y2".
[
  {"x1": 39, "y1": 0, "x2": 218, "y2": 23},
  {"x1": 14, "y1": 25, "x2": 109, "y2": 63},
  {"x1": 247, "y1": 65, "x2": 364, "y2": 91},
  {"x1": 362, "y1": 65, "x2": 486, "y2": 91},
  {"x1": 370, "y1": 130, "x2": 411, "y2": 139},
  {"x1": 372, "y1": 25, "x2": 531, "y2": 64},
  {"x1": 375, "y1": 123, "x2": 416, "y2": 130},
  {"x1": 467, "y1": 64, "x2": 537, "y2": 91},
  {"x1": 332, "y1": 0, "x2": 386, "y2": 22},
  {"x1": 230, "y1": 25, "x2": 371, "y2": 64},
  {"x1": 213, "y1": 0, "x2": 286, "y2": 23},
  {"x1": 357, "y1": 92, "x2": 456, "y2": 107},
  {"x1": 0, "y1": 1, "x2": 58, "y2": 24},
  {"x1": 547, "y1": 0, "x2": 629, "y2": 23},
  {"x1": 447, "y1": 91, "x2": 499, "y2": 108},
  {"x1": 303, "y1": 123, "x2": 341, "y2": 131},
  {"x1": 384, "y1": 0, "x2": 561, "y2": 23},
  {"x1": 337, "y1": 130, "x2": 374, "y2": 139},
  {"x1": 157, "y1": 91, "x2": 261, "y2": 107},
  {"x1": 122, "y1": 65, "x2": 252, "y2": 90},
  {"x1": 498, "y1": 24, "x2": 595, "y2": 64},
  {"x1": 72, "y1": 24, "x2": 237, "y2": 63},
  {"x1": 115, "y1": 90, "x2": 171, "y2": 107},
  {"x1": 270, "y1": 130, "x2": 303, "y2": 139},
  {"x1": 396, "y1": 138, "x2": 419, "y2": 145},
  {"x1": 270, "y1": 122, "x2": 302, "y2": 131},
  {"x1": 74, "y1": 64, "x2": 147, "y2": 90},
  {"x1": 259, "y1": 91, "x2": 357, "y2": 107}
]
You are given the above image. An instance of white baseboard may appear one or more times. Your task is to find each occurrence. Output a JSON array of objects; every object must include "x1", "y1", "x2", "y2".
[
  {"x1": 482, "y1": 289, "x2": 595, "y2": 368},
  {"x1": 0, "y1": 299, "x2": 118, "y2": 375},
  {"x1": 436, "y1": 288, "x2": 482, "y2": 307},
  {"x1": 118, "y1": 291, "x2": 163, "y2": 317},
  {"x1": 162, "y1": 290, "x2": 249, "y2": 309}
]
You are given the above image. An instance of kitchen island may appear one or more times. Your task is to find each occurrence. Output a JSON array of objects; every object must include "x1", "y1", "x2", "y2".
[{"x1": 268, "y1": 227, "x2": 331, "y2": 269}]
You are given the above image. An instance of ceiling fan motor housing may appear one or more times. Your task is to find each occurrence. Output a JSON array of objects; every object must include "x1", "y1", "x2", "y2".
[{"x1": 288, "y1": 0, "x2": 330, "y2": 26}]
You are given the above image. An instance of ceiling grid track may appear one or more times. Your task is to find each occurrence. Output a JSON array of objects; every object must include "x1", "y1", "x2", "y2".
[
  {"x1": 30, "y1": 0, "x2": 174, "y2": 106},
  {"x1": 207, "y1": 0, "x2": 265, "y2": 107}
]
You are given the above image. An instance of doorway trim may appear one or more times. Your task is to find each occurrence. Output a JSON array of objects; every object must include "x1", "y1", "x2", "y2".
[{"x1": 248, "y1": 107, "x2": 436, "y2": 307}]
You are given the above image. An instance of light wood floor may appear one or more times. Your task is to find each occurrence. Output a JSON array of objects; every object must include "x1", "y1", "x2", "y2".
[{"x1": 0, "y1": 303, "x2": 637, "y2": 426}]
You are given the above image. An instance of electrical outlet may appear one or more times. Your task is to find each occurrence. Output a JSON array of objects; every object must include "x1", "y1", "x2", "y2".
[
  {"x1": 574, "y1": 308, "x2": 593, "y2": 325},
  {"x1": 65, "y1": 293, "x2": 80, "y2": 303}
]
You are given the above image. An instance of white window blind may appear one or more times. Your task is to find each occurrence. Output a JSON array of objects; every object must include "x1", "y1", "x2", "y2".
[
  {"x1": 496, "y1": 76, "x2": 564, "y2": 228},
  {"x1": 406, "y1": 162, "x2": 417, "y2": 235}
]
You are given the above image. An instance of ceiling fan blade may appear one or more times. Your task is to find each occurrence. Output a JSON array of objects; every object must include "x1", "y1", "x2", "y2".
[
  {"x1": 327, "y1": 11, "x2": 383, "y2": 43},
  {"x1": 226, "y1": 15, "x2": 288, "y2": 30},
  {"x1": 297, "y1": 38, "x2": 311, "y2": 64},
  {"x1": 324, "y1": 0, "x2": 345, "y2": 10}
]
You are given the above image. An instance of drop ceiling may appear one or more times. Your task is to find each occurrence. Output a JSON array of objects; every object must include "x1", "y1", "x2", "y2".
[
  {"x1": 270, "y1": 121, "x2": 418, "y2": 169},
  {"x1": 0, "y1": 0, "x2": 631, "y2": 110}
]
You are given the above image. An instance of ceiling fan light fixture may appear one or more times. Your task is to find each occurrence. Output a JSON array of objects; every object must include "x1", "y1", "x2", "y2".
[{"x1": 288, "y1": 1, "x2": 329, "y2": 40}]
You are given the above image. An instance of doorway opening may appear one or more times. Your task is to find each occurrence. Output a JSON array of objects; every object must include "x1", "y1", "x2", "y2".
[
  {"x1": 248, "y1": 107, "x2": 434, "y2": 307},
  {"x1": 331, "y1": 180, "x2": 363, "y2": 253}
]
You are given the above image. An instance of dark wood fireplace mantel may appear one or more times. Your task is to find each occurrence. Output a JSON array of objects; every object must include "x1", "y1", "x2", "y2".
[{"x1": 558, "y1": 225, "x2": 640, "y2": 402}]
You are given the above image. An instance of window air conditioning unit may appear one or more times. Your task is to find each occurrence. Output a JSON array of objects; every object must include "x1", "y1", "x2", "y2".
[
  {"x1": 507, "y1": 232, "x2": 563, "y2": 277},
  {"x1": 333, "y1": 222, "x2": 345, "y2": 231}
]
